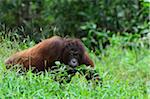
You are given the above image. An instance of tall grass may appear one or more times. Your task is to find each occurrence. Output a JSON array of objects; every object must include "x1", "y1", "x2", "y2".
[{"x1": 0, "y1": 35, "x2": 149, "y2": 98}]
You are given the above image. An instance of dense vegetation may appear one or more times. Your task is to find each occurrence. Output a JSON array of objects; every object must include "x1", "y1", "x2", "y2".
[
  {"x1": 0, "y1": 0, "x2": 149, "y2": 46},
  {"x1": 0, "y1": 0, "x2": 149, "y2": 98}
]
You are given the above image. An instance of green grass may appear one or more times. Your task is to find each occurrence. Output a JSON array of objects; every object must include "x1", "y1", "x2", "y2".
[{"x1": 0, "y1": 36, "x2": 150, "y2": 98}]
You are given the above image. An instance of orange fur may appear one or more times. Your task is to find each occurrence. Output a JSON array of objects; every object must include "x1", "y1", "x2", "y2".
[{"x1": 5, "y1": 36, "x2": 94, "y2": 71}]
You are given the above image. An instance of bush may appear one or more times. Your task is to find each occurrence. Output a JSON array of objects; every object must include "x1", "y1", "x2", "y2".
[{"x1": 0, "y1": 0, "x2": 149, "y2": 45}]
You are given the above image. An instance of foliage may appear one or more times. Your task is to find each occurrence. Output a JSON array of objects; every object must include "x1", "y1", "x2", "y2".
[
  {"x1": 51, "y1": 0, "x2": 149, "y2": 34},
  {"x1": 0, "y1": 0, "x2": 149, "y2": 43},
  {"x1": 0, "y1": 0, "x2": 54, "y2": 42}
]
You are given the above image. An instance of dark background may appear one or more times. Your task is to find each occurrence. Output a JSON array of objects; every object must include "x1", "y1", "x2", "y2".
[{"x1": 0, "y1": 0, "x2": 149, "y2": 50}]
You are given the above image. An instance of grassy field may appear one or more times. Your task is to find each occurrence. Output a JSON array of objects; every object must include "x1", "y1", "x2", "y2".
[{"x1": 0, "y1": 36, "x2": 150, "y2": 98}]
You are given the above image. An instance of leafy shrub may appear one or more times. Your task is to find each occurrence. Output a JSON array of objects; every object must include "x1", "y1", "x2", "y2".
[
  {"x1": 0, "y1": 0, "x2": 54, "y2": 42},
  {"x1": 50, "y1": 0, "x2": 149, "y2": 35},
  {"x1": 0, "y1": 0, "x2": 149, "y2": 47}
]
